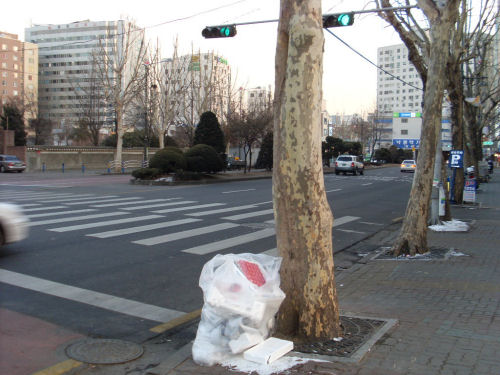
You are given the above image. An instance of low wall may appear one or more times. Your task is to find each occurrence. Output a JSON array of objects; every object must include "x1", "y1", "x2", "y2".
[{"x1": 26, "y1": 146, "x2": 159, "y2": 172}]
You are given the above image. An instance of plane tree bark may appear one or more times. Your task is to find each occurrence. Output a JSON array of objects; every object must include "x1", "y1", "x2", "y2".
[
  {"x1": 273, "y1": 0, "x2": 341, "y2": 342},
  {"x1": 377, "y1": 0, "x2": 460, "y2": 256}
]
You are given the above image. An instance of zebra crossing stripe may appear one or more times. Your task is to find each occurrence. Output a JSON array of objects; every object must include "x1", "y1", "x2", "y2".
[
  {"x1": 333, "y1": 216, "x2": 360, "y2": 227},
  {"x1": 22, "y1": 206, "x2": 67, "y2": 212},
  {"x1": 90, "y1": 199, "x2": 172, "y2": 208},
  {"x1": 222, "y1": 209, "x2": 274, "y2": 221},
  {"x1": 26, "y1": 209, "x2": 97, "y2": 219},
  {"x1": 152, "y1": 203, "x2": 225, "y2": 214},
  {"x1": 132, "y1": 223, "x2": 239, "y2": 246},
  {"x1": 0, "y1": 269, "x2": 184, "y2": 323},
  {"x1": 37, "y1": 195, "x2": 117, "y2": 203},
  {"x1": 121, "y1": 200, "x2": 194, "y2": 211},
  {"x1": 182, "y1": 228, "x2": 276, "y2": 255},
  {"x1": 186, "y1": 204, "x2": 257, "y2": 217},
  {"x1": 65, "y1": 197, "x2": 142, "y2": 206},
  {"x1": 48, "y1": 215, "x2": 164, "y2": 232},
  {"x1": 87, "y1": 218, "x2": 202, "y2": 239},
  {"x1": 29, "y1": 212, "x2": 127, "y2": 227}
]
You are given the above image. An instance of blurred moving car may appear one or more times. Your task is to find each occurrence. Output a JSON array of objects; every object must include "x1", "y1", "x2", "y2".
[
  {"x1": 0, "y1": 154, "x2": 26, "y2": 173},
  {"x1": 0, "y1": 203, "x2": 29, "y2": 246},
  {"x1": 335, "y1": 155, "x2": 364, "y2": 175},
  {"x1": 400, "y1": 159, "x2": 417, "y2": 173}
]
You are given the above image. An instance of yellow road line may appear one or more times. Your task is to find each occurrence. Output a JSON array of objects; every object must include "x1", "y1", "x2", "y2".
[
  {"x1": 31, "y1": 359, "x2": 81, "y2": 375},
  {"x1": 150, "y1": 309, "x2": 202, "y2": 333}
]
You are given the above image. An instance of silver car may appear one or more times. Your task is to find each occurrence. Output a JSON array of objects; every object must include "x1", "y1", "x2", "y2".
[
  {"x1": 400, "y1": 159, "x2": 417, "y2": 173},
  {"x1": 0, "y1": 154, "x2": 26, "y2": 173},
  {"x1": 335, "y1": 155, "x2": 364, "y2": 175},
  {"x1": 0, "y1": 203, "x2": 30, "y2": 246}
]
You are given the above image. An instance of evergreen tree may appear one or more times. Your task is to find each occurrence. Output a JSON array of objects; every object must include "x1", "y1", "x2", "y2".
[
  {"x1": 255, "y1": 131, "x2": 273, "y2": 170},
  {"x1": 1, "y1": 104, "x2": 26, "y2": 146},
  {"x1": 193, "y1": 111, "x2": 225, "y2": 154}
]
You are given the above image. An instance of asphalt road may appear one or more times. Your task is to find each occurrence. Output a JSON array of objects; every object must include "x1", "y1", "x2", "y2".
[{"x1": 0, "y1": 166, "x2": 413, "y2": 342}]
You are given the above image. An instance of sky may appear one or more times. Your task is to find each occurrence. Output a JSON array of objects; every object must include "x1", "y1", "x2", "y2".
[{"x1": 1, "y1": 0, "x2": 409, "y2": 115}]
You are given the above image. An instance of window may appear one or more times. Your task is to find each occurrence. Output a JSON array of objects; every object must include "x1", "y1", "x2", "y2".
[
  {"x1": 401, "y1": 130, "x2": 408, "y2": 135},
  {"x1": 1, "y1": 72, "x2": 6, "y2": 77},
  {"x1": 401, "y1": 118, "x2": 408, "y2": 123},
  {"x1": 1, "y1": 44, "x2": 6, "y2": 50}
]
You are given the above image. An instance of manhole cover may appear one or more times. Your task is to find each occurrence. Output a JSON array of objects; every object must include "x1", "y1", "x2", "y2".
[{"x1": 65, "y1": 339, "x2": 144, "y2": 364}]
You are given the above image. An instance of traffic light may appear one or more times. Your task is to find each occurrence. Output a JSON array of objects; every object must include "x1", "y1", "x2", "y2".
[
  {"x1": 202, "y1": 25, "x2": 237, "y2": 39},
  {"x1": 322, "y1": 13, "x2": 354, "y2": 28}
]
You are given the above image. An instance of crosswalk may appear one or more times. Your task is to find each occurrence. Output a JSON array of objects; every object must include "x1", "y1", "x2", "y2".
[{"x1": 0, "y1": 189, "x2": 373, "y2": 256}]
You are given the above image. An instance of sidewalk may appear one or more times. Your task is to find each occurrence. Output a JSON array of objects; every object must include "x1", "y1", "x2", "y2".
[{"x1": 4, "y1": 173, "x2": 500, "y2": 375}]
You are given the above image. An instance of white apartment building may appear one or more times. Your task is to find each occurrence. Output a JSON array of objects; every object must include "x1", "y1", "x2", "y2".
[
  {"x1": 245, "y1": 86, "x2": 272, "y2": 113},
  {"x1": 25, "y1": 20, "x2": 137, "y2": 133},
  {"x1": 376, "y1": 43, "x2": 451, "y2": 150}
]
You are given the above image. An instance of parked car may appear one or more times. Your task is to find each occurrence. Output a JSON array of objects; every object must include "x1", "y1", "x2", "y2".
[
  {"x1": 0, "y1": 154, "x2": 26, "y2": 173},
  {"x1": 0, "y1": 203, "x2": 29, "y2": 246},
  {"x1": 400, "y1": 159, "x2": 417, "y2": 173},
  {"x1": 335, "y1": 155, "x2": 364, "y2": 175}
]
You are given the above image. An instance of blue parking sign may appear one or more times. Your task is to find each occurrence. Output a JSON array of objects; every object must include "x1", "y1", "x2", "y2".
[{"x1": 450, "y1": 150, "x2": 464, "y2": 168}]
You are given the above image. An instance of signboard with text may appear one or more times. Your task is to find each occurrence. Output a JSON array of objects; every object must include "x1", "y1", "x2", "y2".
[
  {"x1": 449, "y1": 150, "x2": 464, "y2": 168},
  {"x1": 392, "y1": 139, "x2": 420, "y2": 149}
]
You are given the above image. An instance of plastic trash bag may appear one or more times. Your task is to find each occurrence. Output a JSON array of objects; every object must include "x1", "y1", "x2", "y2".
[{"x1": 192, "y1": 253, "x2": 285, "y2": 366}]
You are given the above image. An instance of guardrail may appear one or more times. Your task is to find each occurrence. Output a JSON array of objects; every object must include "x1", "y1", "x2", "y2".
[{"x1": 107, "y1": 160, "x2": 149, "y2": 173}]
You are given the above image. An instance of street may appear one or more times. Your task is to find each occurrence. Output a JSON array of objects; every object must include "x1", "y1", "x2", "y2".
[{"x1": 0, "y1": 166, "x2": 412, "y2": 342}]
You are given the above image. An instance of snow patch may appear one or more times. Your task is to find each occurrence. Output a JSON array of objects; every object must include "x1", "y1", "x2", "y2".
[
  {"x1": 429, "y1": 220, "x2": 469, "y2": 232},
  {"x1": 221, "y1": 355, "x2": 327, "y2": 375}
]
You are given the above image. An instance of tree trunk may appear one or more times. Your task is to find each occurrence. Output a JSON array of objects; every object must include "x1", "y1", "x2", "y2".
[
  {"x1": 392, "y1": 7, "x2": 456, "y2": 256},
  {"x1": 273, "y1": 0, "x2": 341, "y2": 342}
]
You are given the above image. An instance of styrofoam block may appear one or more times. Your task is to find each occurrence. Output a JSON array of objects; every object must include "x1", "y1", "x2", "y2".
[
  {"x1": 243, "y1": 337, "x2": 293, "y2": 364},
  {"x1": 229, "y1": 332, "x2": 264, "y2": 354}
]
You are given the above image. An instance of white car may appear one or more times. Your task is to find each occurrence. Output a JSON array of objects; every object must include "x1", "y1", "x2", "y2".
[
  {"x1": 400, "y1": 160, "x2": 417, "y2": 173},
  {"x1": 335, "y1": 155, "x2": 364, "y2": 175},
  {"x1": 0, "y1": 203, "x2": 30, "y2": 246}
]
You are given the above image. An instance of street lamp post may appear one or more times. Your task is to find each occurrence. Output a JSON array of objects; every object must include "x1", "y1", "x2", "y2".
[{"x1": 143, "y1": 62, "x2": 150, "y2": 163}]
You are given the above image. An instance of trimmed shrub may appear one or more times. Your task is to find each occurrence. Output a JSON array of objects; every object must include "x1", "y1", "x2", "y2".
[
  {"x1": 194, "y1": 111, "x2": 226, "y2": 154},
  {"x1": 175, "y1": 170, "x2": 204, "y2": 181},
  {"x1": 185, "y1": 144, "x2": 224, "y2": 173},
  {"x1": 149, "y1": 148, "x2": 187, "y2": 173},
  {"x1": 132, "y1": 168, "x2": 161, "y2": 180}
]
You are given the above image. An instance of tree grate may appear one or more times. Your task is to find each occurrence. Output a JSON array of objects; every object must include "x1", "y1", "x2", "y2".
[
  {"x1": 373, "y1": 246, "x2": 452, "y2": 260},
  {"x1": 294, "y1": 316, "x2": 385, "y2": 357}
]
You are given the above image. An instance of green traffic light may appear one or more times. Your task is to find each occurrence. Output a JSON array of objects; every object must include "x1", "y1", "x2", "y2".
[
  {"x1": 220, "y1": 27, "x2": 230, "y2": 37},
  {"x1": 338, "y1": 14, "x2": 351, "y2": 26}
]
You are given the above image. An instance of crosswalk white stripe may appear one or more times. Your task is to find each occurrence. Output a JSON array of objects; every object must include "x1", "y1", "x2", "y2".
[
  {"x1": 0, "y1": 192, "x2": 85, "y2": 199},
  {"x1": 119, "y1": 200, "x2": 195, "y2": 211},
  {"x1": 38, "y1": 195, "x2": 117, "y2": 203},
  {"x1": 186, "y1": 204, "x2": 257, "y2": 217},
  {"x1": 222, "y1": 189, "x2": 256, "y2": 194},
  {"x1": 65, "y1": 197, "x2": 142, "y2": 205},
  {"x1": 17, "y1": 203, "x2": 41, "y2": 208},
  {"x1": 29, "y1": 212, "x2": 127, "y2": 227},
  {"x1": 91, "y1": 199, "x2": 172, "y2": 208},
  {"x1": 222, "y1": 209, "x2": 274, "y2": 221},
  {"x1": 26, "y1": 209, "x2": 97, "y2": 219},
  {"x1": 22, "y1": 206, "x2": 67, "y2": 212},
  {"x1": 333, "y1": 216, "x2": 360, "y2": 227},
  {"x1": 152, "y1": 203, "x2": 225, "y2": 214},
  {"x1": 0, "y1": 269, "x2": 184, "y2": 323},
  {"x1": 326, "y1": 188, "x2": 342, "y2": 193},
  {"x1": 48, "y1": 215, "x2": 164, "y2": 232},
  {"x1": 182, "y1": 228, "x2": 276, "y2": 255},
  {"x1": 336, "y1": 229, "x2": 366, "y2": 234},
  {"x1": 87, "y1": 218, "x2": 202, "y2": 238},
  {"x1": 132, "y1": 223, "x2": 239, "y2": 246}
]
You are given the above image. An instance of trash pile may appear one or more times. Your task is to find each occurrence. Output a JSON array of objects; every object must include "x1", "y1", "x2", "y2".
[{"x1": 192, "y1": 253, "x2": 288, "y2": 366}]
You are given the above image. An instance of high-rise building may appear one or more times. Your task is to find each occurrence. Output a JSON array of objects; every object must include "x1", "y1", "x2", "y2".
[
  {"x1": 376, "y1": 43, "x2": 451, "y2": 150},
  {"x1": 0, "y1": 31, "x2": 38, "y2": 122},
  {"x1": 25, "y1": 20, "x2": 137, "y2": 134}
]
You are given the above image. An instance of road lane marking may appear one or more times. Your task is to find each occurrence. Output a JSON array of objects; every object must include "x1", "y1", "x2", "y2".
[
  {"x1": 152, "y1": 203, "x2": 225, "y2": 214},
  {"x1": 65, "y1": 197, "x2": 142, "y2": 205},
  {"x1": 222, "y1": 209, "x2": 274, "y2": 221},
  {"x1": 186, "y1": 204, "x2": 257, "y2": 217},
  {"x1": 150, "y1": 308, "x2": 202, "y2": 333},
  {"x1": 48, "y1": 215, "x2": 164, "y2": 232},
  {"x1": 359, "y1": 221, "x2": 384, "y2": 226},
  {"x1": 336, "y1": 229, "x2": 367, "y2": 234},
  {"x1": 26, "y1": 209, "x2": 97, "y2": 219},
  {"x1": 133, "y1": 223, "x2": 239, "y2": 246},
  {"x1": 182, "y1": 228, "x2": 276, "y2": 255},
  {"x1": 88, "y1": 218, "x2": 202, "y2": 238},
  {"x1": 32, "y1": 359, "x2": 82, "y2": 375},
  {"x1": 326, "y1": 188, "x2": 342, "y2": 193},
  {"x1": 222, "y1": 189, "x2": 256, "y2": 194},
  {"x1": 29, "y1": 212, "x2": 127, "y2": 226},
  {"x1": 121, "y1": 200, "x2": 194, "y2": 211},
  {"x1": 0, "y1": 269, "x2": 184, "y2": 323},
  {"x1": 361, "y1": 183, "x2": 373, "y2": 186},
  {"x1": 333, "y1": 216, "x2": 360, "y2": 227}
]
